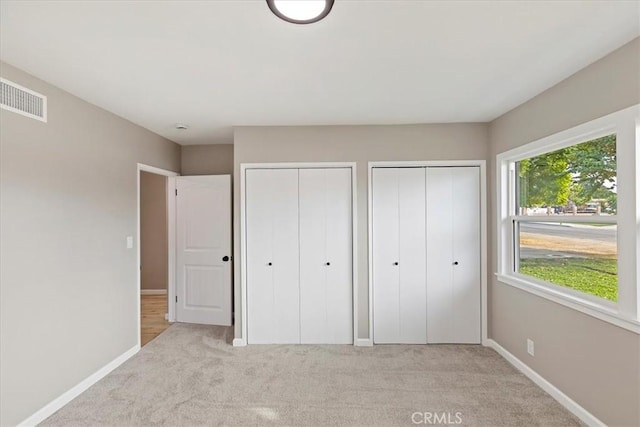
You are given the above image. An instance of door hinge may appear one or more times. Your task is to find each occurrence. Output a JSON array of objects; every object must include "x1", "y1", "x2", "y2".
[
  {"x1": 175, "y1": 189, "x2": 178, "y2": 196},
  {"x1": 175, "y1": 295, "x2": 178, "y2": 303}
]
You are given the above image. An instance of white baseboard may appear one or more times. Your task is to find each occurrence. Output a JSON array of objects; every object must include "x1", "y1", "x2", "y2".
[
  {"x1": 17, "y1": 344, "x2": 140, "y2": 427},
  {"x1": 355, "y1": 338, "x2": 373, "y2": 347},
  {"x1": 140, "y1": 289, "x2": 167, "y2": 295},
  {"x1": 232, "y1": 338, "x2": 247, "y2": 347},
  {"x1": 485, "y1": 339, "x2": 604, "y2": 427}
]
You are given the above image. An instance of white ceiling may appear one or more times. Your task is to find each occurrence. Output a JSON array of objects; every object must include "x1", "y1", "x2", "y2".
[{"x1": 1, "y1": 1, "x2": 638, "y2": 145}]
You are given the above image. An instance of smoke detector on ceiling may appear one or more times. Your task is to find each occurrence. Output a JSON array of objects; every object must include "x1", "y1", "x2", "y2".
[{"x1": 175, "y1": 123, "x2": 188, "y2": 130}]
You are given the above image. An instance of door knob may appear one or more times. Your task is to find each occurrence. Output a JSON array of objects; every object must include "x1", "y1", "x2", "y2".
[
  {"x1": 393, "y1": 262, "x2": 399, "y2": 266},
  {"x1": 326, "y1": 262, "x2": 331, "y2": 266},
  {"x1": 222, "y1": 256, "x2": 230, "y2": 262},
  {"x1": 267, "y1": 262, "x2": 273, "y2": 266},
  {"x1": 453, "y1": 261, "x2": 459, "y2": 265}
]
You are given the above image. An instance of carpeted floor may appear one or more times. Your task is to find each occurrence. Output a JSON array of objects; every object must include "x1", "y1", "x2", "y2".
[{"x1": 42, "y1": 323, "x2": 580, "y2": 426}]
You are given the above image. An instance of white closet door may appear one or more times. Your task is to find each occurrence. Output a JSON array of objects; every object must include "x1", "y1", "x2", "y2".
[
  {"x1": 426, "y1": 167, "x2": 480, "y2": 344},
  {"x1": 246, "y1": 169, "x2": 300, "y2": 344},
  {"x1": 398, "y1": 168, "x2": 427, "y2": 343},
  {"x1": 373, "y1": 168, "x2": 427, "y2": 344},
  {"x1": 451, "y1": 167, "x2": 481, "y2": 343},
  {"x1": 299, "y1": 168, "x2": 352, "y2": 344}
]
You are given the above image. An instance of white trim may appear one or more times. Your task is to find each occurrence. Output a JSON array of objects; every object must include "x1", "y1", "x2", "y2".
[
  {"x1": 485, "y1": 339, "x2": 605, "y2": 427},
  {"x1": 496, "y1": 274, "x2": 640, "y2": 334},
  {"x1": 239, "y1": 162, "x2": 358, "y2": 345},
  {"x1": 496, "y1": 104, "x2": 640, "y2": 329},
  {"x1": 367, "y1": 160, "x2": 488, "y2": 345},
  {"x1": 350, "y1": 164, "x2": 360, "y2": 346},
  {"x1": 137, "y1": 164, "x2": 179, "y2": 345},
  {"x1": 140, "y1": 289, "x2": 167, "y2": 295},
  {"x1": 138, "y1": 163, "x2": 179, "y2": 177},
  {"x1": 241, "y1": 162, "x2": 358, "y2": 169},
  {"x1": 367, "y1": 165, "x2": 374, "y2": 342},
  {"x1": 479, "y1": 161, "x2": 488, "y2": 344},
  {"x1": 240, "y1": 167, "x2": 248, "y2": 345},
  {"x1": 17, "y1": 345, "x2": 139, "y2": 427},
  {"x1": 232, "y1": 338, "x2": 247, "y2": 347},
  {"x1": 494, "y1": 106, "x2": 637, "y2": 162},
  {"x1": 510, "y1": 215, "x2": 616, "y2": 223},
  {"x1": 167, "y1": 177, "x2": 177, "y2": 323},
  {"x1": 367, "y1": 160, "x2": 485, "y2": 168},
  {"x1": 355, "y1": 338, "x2": 373, "y2": 347}
]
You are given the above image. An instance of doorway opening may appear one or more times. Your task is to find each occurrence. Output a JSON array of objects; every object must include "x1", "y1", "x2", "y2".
[{"x1": 137, "y1": 164, "x2": 178, "y2": 347}]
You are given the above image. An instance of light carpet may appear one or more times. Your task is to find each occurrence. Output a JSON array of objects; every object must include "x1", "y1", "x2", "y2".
[{"x1": 42, "y1": 323, "x2": 580, "y2": 426}]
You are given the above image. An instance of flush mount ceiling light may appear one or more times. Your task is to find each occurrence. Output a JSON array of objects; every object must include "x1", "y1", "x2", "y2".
[{"x1": 266, "y1": 0, "x2": 334, "y2": 24}]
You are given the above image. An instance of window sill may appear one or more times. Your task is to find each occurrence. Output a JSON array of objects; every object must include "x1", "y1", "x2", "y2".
[{"x1": 495, "y1": 273, "x2": 640, "y2": 334}]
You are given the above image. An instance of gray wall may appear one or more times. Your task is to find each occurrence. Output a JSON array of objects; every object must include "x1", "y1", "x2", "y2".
[
  {"x1": 140, "y1": 171, "x2": 168, "y2": 291},
  {"x1": 233, "y1": 124, "x2": 490, "y2": 339},
  {"x1": 0, "y1": 62, "x2": 181, "y2": 426},
  {"x1": 181, "y1": 144, "x2": 233, "y2": 175},
  {"x1": 488, "y1": 38, "x2": 640, "y2": 426}
]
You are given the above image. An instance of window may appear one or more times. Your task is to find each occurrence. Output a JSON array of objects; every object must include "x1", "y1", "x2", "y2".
[
  {"x1": 514, "y1": 135, "x2": 618, "y2": 302},
  {"x1": 496, "y1": 105, "x2": 640, "y2": 332}
]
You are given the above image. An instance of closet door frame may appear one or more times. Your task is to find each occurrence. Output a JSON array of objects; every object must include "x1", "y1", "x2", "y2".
[
  {"x1": 368, "y1": 160, "x2": 488, "y2": 346},
  {"x1": 239, "y1": 162, "x2": 358, "y2": 347}
]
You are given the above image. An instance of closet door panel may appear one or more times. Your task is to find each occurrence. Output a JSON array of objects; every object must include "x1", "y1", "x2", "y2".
[
  {"x1": 397, "y1": 168, "x2": 427, "y2": 344},
  {"x1": 299, "y1": 168, "x2": 352, "y2": 344},
  {"x1": 372, "y1": 168, "x2": 400, "y2": 343},
  {"x1": 299, "y1": 169, "x2": 328, "y2": 343},
  {"x1": 246, "y1": 169, "x2": 276, "y2": 344},
  {"x1": 426, "y1": 167, "x2": 454, "y2": 343},
  {"x1": 451, "y1": 167, "x2": 481, "y2": 343},
  {"x1": 324, "y1": 168, "x2": 353, "y2": 344},
  {"x1": 246, "y1": 169, "x2": 300, "y2": 344},
  {"x1": 271, "y1": 169, "x2": 301, "y2": 344}
]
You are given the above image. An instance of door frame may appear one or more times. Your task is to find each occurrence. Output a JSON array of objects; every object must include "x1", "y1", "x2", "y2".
[
  {"x1": 136, "y1": 163, "x2": 179, "y2": 347},
  {"x1": 368, "y1": 160, "x2": 488, "y2": 345},
  {"x1": 239, "y1": 162, "x2": 358, "y2": 346}
]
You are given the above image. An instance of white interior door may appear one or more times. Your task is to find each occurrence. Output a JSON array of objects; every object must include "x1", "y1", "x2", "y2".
[
  {"x1": 246, "y1": 169, "x2": 300, "y2": 344},
  {"x1": 372, "y1": 168, "x2": 427, "y2": 344},
  {"x1": 176, "y1": 175, "x2": 232, "y2": 325},
  {"x1": 299, "y1": 168, "x2": 352, "y2": 344},
  {"x1": 426, "y1": 167, "x2": 481, "y2": 343}
]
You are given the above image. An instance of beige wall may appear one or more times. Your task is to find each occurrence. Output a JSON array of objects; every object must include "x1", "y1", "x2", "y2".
[
  {"x1": 0, "y1": 62, "x2": 181, "y2": 426},
  {"x1": 233, "y1": 124, "x2": 490, "y2": 339},
  {"x1": 140, "y1": 171, "x2": 168, "y2": 291},
  {"x1": 488, "y1": 38, "x2": 640, "y2": 426},
  {"x1": 181, "y1": 144, "x2": 233, "y2": 175}
]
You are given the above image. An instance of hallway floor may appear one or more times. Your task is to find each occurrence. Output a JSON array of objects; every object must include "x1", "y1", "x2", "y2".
[{"x1": 141, "y1": 294, "x2": 170, "y2": 346}]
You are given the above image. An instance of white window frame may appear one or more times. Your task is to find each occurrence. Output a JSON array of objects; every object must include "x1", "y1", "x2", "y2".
[{"x1": 496, "y1": 105, "x2": 640, "y2": 334}]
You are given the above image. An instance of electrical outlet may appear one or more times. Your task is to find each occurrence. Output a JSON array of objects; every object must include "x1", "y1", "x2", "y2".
[{"x1": 527, "y1": 338, "x2": 535, "y2": 356}]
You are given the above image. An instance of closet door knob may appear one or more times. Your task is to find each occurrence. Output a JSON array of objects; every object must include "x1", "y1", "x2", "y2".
[
  {"x1": 267, "y1": 262, "x2": 273, "y2": 266},
  {"x1": 393, "y1": 262, "x2": 399, "y2": 266},
  {"x1": 326, "y1": 262, "x2": 331, "y2": 266},
  {"x1": 222, "y1": 256, "x2": 230, "y2": 262},
  {"x1": 453, "y1": 261, "x2": 459, "y2": 265}
]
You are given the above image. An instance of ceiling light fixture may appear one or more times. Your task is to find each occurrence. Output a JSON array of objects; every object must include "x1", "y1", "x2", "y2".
[
  {"x1": 266, "y1": 0, "x2": 334, "y2": 24},
  {"x1": 175, "y1": 123, "x2": 188, "y2": 130}
]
